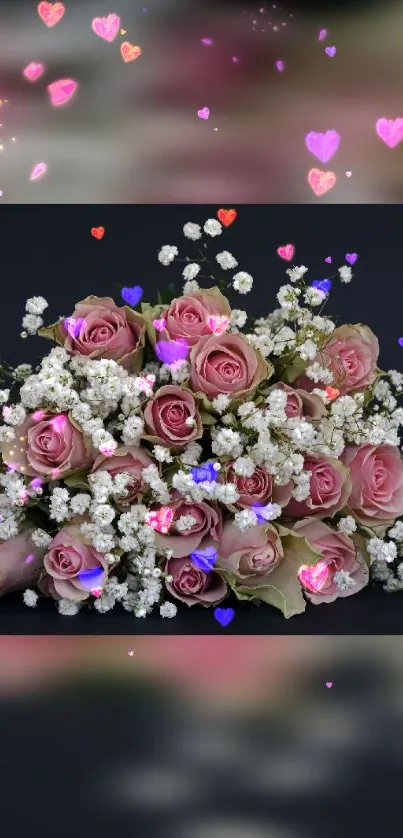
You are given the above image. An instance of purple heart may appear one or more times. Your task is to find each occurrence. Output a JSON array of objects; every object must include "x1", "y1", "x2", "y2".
[
  {"x1": 325, "y1": 46, "x2": 337, "y2": 57},
  {"x1": 398, "y1": 338, "x2": 403, "y2": 347},
  {"x1": 190, "y1": 546, "x2": 217, "y2": 573},
  {"x1": 275, "y1": 60, "x2": 284, "y2": 72},
  {"x1": 121, "y1": 285, "x2": 143, "y2": 306},
  {"x1": 324, "y1": 257, "x2": 332, "y2": 263},
  {"x1": 214, "y1": 607, "x2": 235, "y2": 627},
  {"x1": 155, "y1": 339, "x2": 190, "y2": 364},
  {"x1": 345, "y1": 252, "x2": 358, "y2": 265},
  {"x1": 305, "y1": 130, "x2": 340, "y2": 163},
  {"x1": 311, "y1": 278, "x2": 332, "y2": 294},
  {"x1": 77, "y1": 567, "x2": 106, "y2": 590}
]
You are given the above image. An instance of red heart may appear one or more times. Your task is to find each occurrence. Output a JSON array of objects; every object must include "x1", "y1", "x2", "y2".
[
  {"x1": 325, "y1": 386, "x2": 340, "y2": 401},
  {"x1": 120, "y1": 42, "x2": 142, "y2": 63},
  {"x1": 37, "y1": 1, "x2": 65, "y2": 27},
  {"x1": 91, "y1": 226, "x2": 104, "y2": 240},
  {"x1": 217, "y1": 208, "x2": 237, "y2": 226}
]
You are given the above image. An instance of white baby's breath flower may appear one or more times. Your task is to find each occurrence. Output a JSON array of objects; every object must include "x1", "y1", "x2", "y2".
[
  {"x1": 337, "y1": 516, "x2": 357, "y2": 535},
  {"x1": 216, "y1": 251, "x2": 238, "y2": 270},
  {"x1": 183, "y1": 279, "x2": 200, "y2": 295},
  {"x1": 233, "y1": 271, "x2": 253, "y2": 294},
  {"x1": 25, "y1": 296, "x2": 48, "y2": 315},
  {"x1": 22, "y1": 314, "x2": 43, "y2": 334},
  {"x1": 23, "y1": 589, "x2": 38, "y2": 607},
  {"x1": 212, "y1": 394, "x2": 230, "y2": 414},
  {"x1": 230, "y1": 309, "x2": 247, "y2": 329},
  {"x1": 234, "y1": 509, "x2": 258, "y2": 531},
  {"x1": 58, "y1": 599, "x2": 81, "y2": 616},
  {"x1": 286, "y1": 265, "x2": 308, "y2": 283},
  {"x1": 183, "y1": 263, "x2": 201, "y2": 280},
  {"x1": 204, "y1": 218, "x2": 222, "y2": 237},
  {"x1": 183, "y1": 222, "x2": 202, "y2": 240},
  {"x1": 338, "y1": 265, "x2": 353, "y2": 283},
  {"x1": 158, "y1": 245, "x2": 178, "y2": 266},
  {"x1": 153, "y1": 445, "x2": 173, "y2": 463},
  {"x1": 160, "y1": 601, "x2": 178, "y2": 618}
]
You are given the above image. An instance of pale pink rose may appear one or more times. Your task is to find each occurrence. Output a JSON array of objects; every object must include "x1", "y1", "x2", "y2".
[
  {"x1": 266, "y1": 382, "x2": 326, "y2": 420},
  {"x1": 217, "y1": 520, "x2": 283, "y2": 587},
  {"x1": 226, "y1": 463, "x2": 293, "y2": 509},
  {"x1": 154, "y1": 499, "x2": 222, "y2": 558},
  {"x1": 1, "y1": 411, "x2": 93, "y2": 479},
  {"x1": 341, "y1": 443, "x2": 403, "y2": 526},
  {"x1": 143, "y1": 384, "x2": 203, "y2": 449},
  {"x1": 292, "y1": 518, "x2": 369, "y2": 604},
  {"x1": 283, "y1": 454, "x2": 352, "y2": 519},
  {"x1": 91, "y1": 445, "x2": 154, "y2": 509},
  {"x1": 149, "y1": 287, "x2": 232, "y2": 346},
  {"x1": 41, "y1": 296, "x2": 146, "y2": 372},
  {"x1": 164, "y1": 547, "x2": 228, "y2": 606},
  {"x1": 189, "y1": 332, "x2": 271, "y2": 401},
  {"x1": 44, "y1": 521, "x2": 110, "y2": 602},
  {"x1": 0, "y1": 531, "x2": 46, "y2": 597},
  {"x1": 296, "y1": 324, "x2": 379, "y2": 395}
]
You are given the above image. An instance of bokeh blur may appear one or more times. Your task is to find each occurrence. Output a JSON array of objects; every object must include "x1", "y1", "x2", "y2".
[
  {"x1": 1, "y1": 636, "x2": 402, "y2": 837},
  {"x1": 0, "y1": 0, "x2": 402, "y2": 202}
]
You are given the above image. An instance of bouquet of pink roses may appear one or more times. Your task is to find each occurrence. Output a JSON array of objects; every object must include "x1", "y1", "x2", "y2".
[{"x1": 1, "y1": 214, "x2": 403, "y2": 622}]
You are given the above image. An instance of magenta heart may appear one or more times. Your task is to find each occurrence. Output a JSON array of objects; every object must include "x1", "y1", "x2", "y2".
[
  {"x1": 318, "y1": 28, "x2": 327, "y2": 41},
  {"x1": 277, "y1": 243, "x2": 294, "y2": 261},
  {"x1": 376, "y1": 117, "x2": 403, "y2": 149},
  {"x1": 30, "y1": 162, "x2": 47, "y2": 181},
  {"x1": 23, "y1": 62, "x2": 44, "y2": 82},
  {"x1": 153, "y1": 317, "x2": 167, "y2": 332},
  {"x1": 298, "y1": 561, "x2": 329, "y2": 593},
  {"x1": 345, "y1": 252, "x2": 358, "y2": 265},
  {"x1": 275, "y1": 60, "x2": 285, "y2": 72},
  {"x1": 324, "y1": 257, "x2": 332, "y2": 263},
  {"x1": 47, "y1": 78, "x2": 77, "y2": 107},
  {"x1": 305, "y1": 130, "x2": 340, "y2": 163},
  {"x1": 325, "y1": 682, "x2": 333, "y2": 688},
  {"x1": 325, "y1": 46, "x2": 337, "y2": 57},
  {"x1": 91, "y1": 13, "x2": 120, "y2": 42},
  {"x1": 197, "y1": 107, "x2": 210, "y2": 120}
]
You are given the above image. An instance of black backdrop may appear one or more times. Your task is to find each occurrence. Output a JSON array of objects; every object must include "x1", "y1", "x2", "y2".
[{"x1": 1, "y1": 203, "x2": 403, "y2": 633}]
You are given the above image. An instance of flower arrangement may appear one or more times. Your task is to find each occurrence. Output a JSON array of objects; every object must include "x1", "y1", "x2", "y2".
[{"x1": 1, "y1": 213, "x2": 403, "y2": 622}]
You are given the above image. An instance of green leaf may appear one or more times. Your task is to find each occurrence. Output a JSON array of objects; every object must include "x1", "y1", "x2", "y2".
[{"x1": 64, "y1": 472, "x2": 90, "y2": 491}]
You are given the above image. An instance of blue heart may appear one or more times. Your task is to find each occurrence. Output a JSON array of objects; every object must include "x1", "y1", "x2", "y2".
[
  {"x1": 214, "y1": 607, "x2": 235, "y2": 627},
  {"x1": 121, "y1": 285, "x2": 143, "y2": 307},
  {"x1": 311, "y1": 279, "x2": 331, "y2": 294},
  {"x1": 191, "y1": 463, "x2": 218, "y2": 484},
  {"x1": 190, "y1": 546, "x2": 217, "y2": 573},
  {"x1": 155, "y1": 339, "x2": 190, "y2": 364}
]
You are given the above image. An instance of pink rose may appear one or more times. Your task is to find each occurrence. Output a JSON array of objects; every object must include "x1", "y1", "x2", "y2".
[
  {"x1": 0, "y1": 530, "x2": 46, "y2": 597},
  {"x1": 226, "y1": 463, "x2": 293, "y2": 509},
  {"x1": 217, "y1": 520, "x2": 283, "y2": 587},
  {"x1": 266, "y1": 382, "x2": 326, "y2": 420},
  {"x1": 143, "y1": 384, "x2": 203, "y2": 449},
  {"x1": 293, "y1": 518, "x2": 369, "y2": 604},
  {"x1": 41, "y1": 296, "x2": 146, "y2": 372},
  {"x1": 91, "y1": 445, "x2": 154, "y2": 509},
  {"x1": 190, "y1": 332, "x2": 271, "y2": 401},
  {"x1": 283, "y1": 454, "x2": 352, "y2": 519},
  {"x1": 164, "y1": 547, "x2": 228, "y2": 606},
  {"x1": 315, "y1": 324, "x2": 379, "y2": 395},
  {"x1": 44, "y1": 521, "x2": 111, "y2": 602},
  {"x1": 148, "y1": 287, "x2": 232, "y2": 346},
  {"x1": 341, "y1": 443, "x2": 403, "y2": 526},
  {"x1": 1, "y1": 411, "x2": 93, "y2": 479},
  {"x1": 154, "y1": 500, "x2": 222, "y2": 557}
]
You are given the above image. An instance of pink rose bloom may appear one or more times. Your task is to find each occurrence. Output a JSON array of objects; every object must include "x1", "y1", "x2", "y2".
[
  {"x1": 226, "y1": 463, "x2": 293, "y2": 509},
  {"x1": 217, "y1": 520, "x2": 283, "y2": 587},
  {"x1": 143, "y1": 384, "x2": 203, "y2": 449},
  {"x1": 293, "y1": 518, "x2": 369, "y2": 604},
  {"x1": 190, "y1": 332, "x2": 271, "y2": 401},
  {"x1": 266, "y1": 382, "x2": 326, "y2": 420},
  {"x1": 91, "y1": 445, "x2": 154, "y2": 509},
  {"x1": 294, "y1": 324, "x2": 379, "y2": 395},
  {"x1": 283, "y1": 454, "x2": 352, "y2": 519},
  {"x1": 42, "y1": 296, "x2": 146, "y2": 372},
  {"x1": 1, "y1": 411, "x2": 93, "y2": 479},
  {"x1": 342, "y1": 443, "x2": 403, "y2": 526},
  {"x1": 0, "y1": 530, "x2": 46, "y2": 597},
  {"x1": 44, "y1": 521, "x2": 110, "y2": 602},
  {"x1": 154, "y1": 499, "x2": 222, "y2": 557},
  {"x1": 149, "y1": 287, "x2": 232, "y2": 346},
  {"x1": 164, "y1": 546, "x2": 228, "y2": 606}
]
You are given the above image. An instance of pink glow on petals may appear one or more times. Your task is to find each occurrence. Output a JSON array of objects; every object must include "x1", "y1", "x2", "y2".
[
  {"x1": 145, "y1": 507, "x2": 174, "y2": 534},
  {"x1": 32, "y1": 409, "x2": 46, "y2": 421}
]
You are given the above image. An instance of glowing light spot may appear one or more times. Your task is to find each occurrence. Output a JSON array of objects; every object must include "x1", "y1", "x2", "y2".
[
  {"x1": 30, "y1": 162, "x2": 47, "y2": 181},
  {"x1": 207, "y1": 315, "x2": 230, "y2": 335},
  {"x1": 191, "y1": 463, "x2": 218, "y2": 484},
  {"x1": 311, "y1": 279, "x2": 331, "y2": 294},
  {"x1": 153, "y1": 317, "x2": 167, "y2": 332},
  {"x1": 325, "y1": 387, "x2": 340, "y2": 400},
  {"x1": 23, "y1": 62, "x2": 45, "y2": 82},
  {"x1": 32, "y1": 410, "x2": 46, "y2": 421},
  {"x1": 30, "y1": 478, "x2": 43, "y2": 491},
  {"x1": 154, "y1": 339, "x2": 189, "y2": 364},
  {"x1": 197, "y1": 107, "x2": 210, "y2": 120},
  {"x1": 25, "y1": 554, "x2": 35, "y2": 564},
  {"x1": 145, "y1": 507, "x2": 174, "y2": 534},
  {"x1": 298, "y1": 561, "x2": 330, "y2": 593},
  {"x1": 190, "y1": 546, "x2": 217, "y2": 573},
  {"x1": 201, "y1": 37, "x2": 213, "y2": 45},
  {"x1": 51, "y1": 468, "x2": 61, "y2": 480},
  {"x1": 325, "y1": 681, "x2": 333, "y2": 688},
  {"x1": 64, "y1": 316, "x2": 84, "y2": 338},
  {"x1": 49, "y1": 415, "x2": 66, "y2": 432}
]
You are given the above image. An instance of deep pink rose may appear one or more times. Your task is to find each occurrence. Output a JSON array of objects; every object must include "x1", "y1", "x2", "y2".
[
  {"x1": 154, "y1": 500, "x2": 222, "y2": 558},
  {"x1": 44, "y1": 296, "x2": 146, "y2": 372},
  {"x1": 1, "y1": 411, "x2": 93, "y2": 479},
  {"x1": 217, "y1": 520, "x2": 283, "y2": 587},
  {"x1": 266, "y1": 382, "x2": 326, "y2": 420},
  {"x1": 143, "y1": 384, "x2": 203, "y2": 449},
  {"x1": 341, "y1": 443, "x2": 403, "y2": 526},
  {"x1": 164, "y1": 546, "x2": 228, "y2": 606},
  {"x1": 189, "y1": 332, "x2": 271, "y2": 401},
  {"x1": 44, "y1": 521, "x2": 111, "y2": 602},
  {"x1": 315, "y1": 324, "x2": 379, "y2": 395},
  {"x1": 0, "y1": 531, "x2": 46, "y2": 597},
  {"x1": 91, "y1": 445, "x2": 154, "y2": 509},
  {"x1": 150, "y1": 287, "x2": 232, "y2": 346},
  {"x1": 226, "y1": 463, "x2": 293, "y2": 509},
  {"x1": 283, "y1": 454, "x2": 352, "y2": 519},
  {"x1": 293, "y1": 518, "x2": 369, "y2": 604}
]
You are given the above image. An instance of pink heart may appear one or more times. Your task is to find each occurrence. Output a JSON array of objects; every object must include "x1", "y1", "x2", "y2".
[
  {"x1": 325, "y1": 682, "x2": 333, "y2": 688},
  {"x1": 345, "y1": 171, "x2": 352, "y2": 177},
  {"x1": 376, "y1": 117, "x2": 403, "y2": 149},
  {"x1": 91, "y1": 13, "x2": 120, "y2": 42},
  {"x1": 275, "y1": 60, "x2": 285, "y2": 72},
  {"x1": 207, "y1": 315, "x2": 230, "y2": 334},
  {"x1": 277, "y1": 243, "x2": 294, "y2": 261},
  {"x1": 197, "y1": 107, "x2": 210, "y2": 120},
  {"x1": 318, "y1": 28, "x2": 327, "y2": 41},
  {"x1": 305, "y1": 130, "x2": 340, "y2": 163},
  {"x1": 23, "y1": 62, "x2": 44, "y2": 82},
  {"x1": 153, "y1": 317, "x2": 167, "y2": 332},
  {"x1": 324, "y1": 256, "x2": 332, "y2": 263},
  {"x1": 298, "y1": 561, "x2": 329, "y2": 592},
  {"x1": 47, "y1": 78, "x2": 77, "y2": 107},
  {"x1": 307, "y1": 168, "x2": 337, "y2": 197},
  {"x1": 325, "y1": 46, "x2": 337, "y2": 57}
]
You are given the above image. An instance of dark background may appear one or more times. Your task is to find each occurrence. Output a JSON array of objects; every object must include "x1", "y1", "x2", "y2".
[{"x1": 1, "y1": 203, "x2": 403, "y2": 633}]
